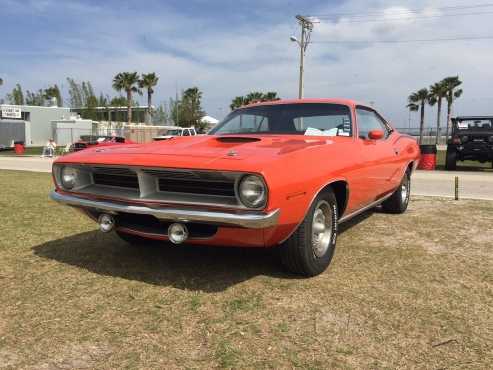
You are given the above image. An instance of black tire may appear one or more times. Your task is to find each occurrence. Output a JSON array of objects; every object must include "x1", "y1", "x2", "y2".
[
  {"x1": 382, "y1": 171, "x2": 411, "y2": 214},
  {"x1": 280, "y1": 189, "x2": 338, "y2": 277},
  {"x1": 445, "y1": 146, "x2": 457, "y2": 170}
]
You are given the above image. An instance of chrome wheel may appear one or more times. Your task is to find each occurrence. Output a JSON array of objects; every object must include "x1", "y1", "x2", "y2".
[
  {"x1": 401, "y1": 175, "x2": 409, "y2": 204},
  {"x1": 311, "y1": 200, "x2": 333, "y2": 258}
]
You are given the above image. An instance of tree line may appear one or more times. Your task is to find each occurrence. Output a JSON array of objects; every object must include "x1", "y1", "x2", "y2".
[
  {"x1": 0, "y1": 74, "x2": 209, "y2": 132},
  {"x1": 3, "y1": 83, "x2": 63, "y2": 107},
  {"x1": 407, "y1": 76, "x2": 463, "y2": 145},
  {"x1": 0, "y1": 75, "x2": 283, "y2": 132},
  {"x1": 230, "y1": 91, "x2": 280, "y2": 110}
]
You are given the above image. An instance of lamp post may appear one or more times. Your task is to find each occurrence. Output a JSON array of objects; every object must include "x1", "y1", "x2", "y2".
[{"x1": 290, "y1": 15, "x2": 314, "y2": 99}]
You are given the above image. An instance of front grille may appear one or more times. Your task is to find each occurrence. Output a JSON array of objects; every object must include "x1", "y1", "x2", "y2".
[
  {"x1": 78, "y1": 166, "x2": 245, "y2": 208},
  {"x1": 92, "y1": 167, "x2": 139, "y2": 189},
  {"x1": 142, "y1": 169, "x2": 200, "y2": 180},
  {"x1": 158, "y1": 178, "x2": 235, "y2": 197}
]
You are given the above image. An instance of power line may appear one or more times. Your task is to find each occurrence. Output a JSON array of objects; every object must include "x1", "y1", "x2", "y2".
[
  {"x1": 307, "y1": 3, "x2": 493, "y2": 19},
  {"x1": 314, "y1": 10, "x2": 493, "y2": 24},
  {"x1": 311, "y1": 35, "x2": 493, "y2": 44}
]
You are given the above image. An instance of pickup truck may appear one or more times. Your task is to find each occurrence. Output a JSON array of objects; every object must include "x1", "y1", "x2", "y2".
[{"x1": 153, "y1": 127, "x2": 197, "y2": 141}]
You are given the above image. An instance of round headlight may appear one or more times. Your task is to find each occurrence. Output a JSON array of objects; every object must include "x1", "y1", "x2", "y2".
[
  {"x1": 238, "y1": 175, "x2": 267, "y2": 208},
  {"x1": 61, "y1": 166, "x2": 78, "y2": 189}
]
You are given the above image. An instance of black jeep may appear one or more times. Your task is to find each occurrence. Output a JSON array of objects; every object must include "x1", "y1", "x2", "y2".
[{"x1": 446, "y1": 116, "x2": 493, "y2": 170}]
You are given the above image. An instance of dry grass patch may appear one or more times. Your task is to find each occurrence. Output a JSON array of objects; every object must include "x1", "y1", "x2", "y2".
[{"x1": 0, "y1": 170, "x2": 492, "y2": 369}]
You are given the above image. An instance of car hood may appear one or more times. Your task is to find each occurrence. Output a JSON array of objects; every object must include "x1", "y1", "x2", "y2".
[{"x1": 57, "y1": 135, "x2": 338, "y2": 172}]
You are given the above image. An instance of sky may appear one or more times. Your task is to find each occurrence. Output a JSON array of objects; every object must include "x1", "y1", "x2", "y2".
[{"x1": 1, "y1": 0, "x2": 493, "y2": 127}]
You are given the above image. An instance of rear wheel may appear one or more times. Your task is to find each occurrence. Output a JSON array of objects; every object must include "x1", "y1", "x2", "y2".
[
  {"x1": 445, "y1": 146, "x2": 457, "y2": 170},
  {"x1": 280, "y1": 189, "x2": 338, "y2": 277},
  {"x1": 382, "y1": 171, "x2": 410, "y2": 214}
]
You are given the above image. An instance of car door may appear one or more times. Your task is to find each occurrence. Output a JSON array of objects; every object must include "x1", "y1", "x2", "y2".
[{"x1": 355, "y1": 106, "x2": 397, "y2": 202}]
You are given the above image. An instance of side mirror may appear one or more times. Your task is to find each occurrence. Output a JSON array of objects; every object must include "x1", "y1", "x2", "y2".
[{"x1": 368, "y1": 130, "x2": 384, "y2": 140}]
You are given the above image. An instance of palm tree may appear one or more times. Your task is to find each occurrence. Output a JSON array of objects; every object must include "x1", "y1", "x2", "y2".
[
  {"x1": 262, "y1": 91, "x2": 280, "y2": 102},
  {"x1": 112, "y1": 72, "x2": 141, "y2": 124},
  {"x1": 429, "y1": 81, "x2": 448, "y2": 144},
  {"x1": 230, "y1": 96, "x2": 246, "y2": 110},
  {"x1": 245, "y1": 91, "x2": 264, "y2": 104},
  {"x1": 442, "y1": 76, "x2": 463, "y2": 139},
  {"x1": 408, "y1": 88, "x2": 431, "y2": 145},
  {"x1": 139, "y1": 73, "x2": 159, "y2": 124},
  {"x1": 230, "y1": 91, "x2": 280, "y2": 110}
]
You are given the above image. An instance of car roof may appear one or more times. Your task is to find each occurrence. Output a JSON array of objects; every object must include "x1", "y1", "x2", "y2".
[
  {"x1": 241, "y1": 98, "x2": 372, "y2": 110},
  {"x1": 454, "y1": 116, "x2": 493, "y2": 120}
]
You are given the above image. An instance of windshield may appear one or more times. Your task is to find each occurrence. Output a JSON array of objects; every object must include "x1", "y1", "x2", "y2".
[{"x1": 209, "y1": 103, "x2": 353, "y2": 136}]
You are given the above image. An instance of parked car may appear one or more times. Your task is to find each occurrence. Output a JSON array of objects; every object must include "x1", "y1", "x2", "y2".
[
  {"x1": 153, "y1": 127, "x2": 197, "y2": 141},
  {"x1": 50, "y1": 99, "x2": 420, "y2": 276},
  {"x1": 446, "y1": 116, "x2": 493, "y2": 170},
  {"x1": 70, "y1": 135, "x2": 135, "y2": 152}
]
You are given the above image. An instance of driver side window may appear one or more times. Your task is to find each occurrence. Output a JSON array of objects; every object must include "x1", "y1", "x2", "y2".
[{"x1": 356, "y1": 108, "x2": 388, "y2": 139}]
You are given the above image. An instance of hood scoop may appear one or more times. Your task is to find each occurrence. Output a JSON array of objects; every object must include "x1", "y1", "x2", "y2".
[{"x1": 215, "y1": 136, "x2": 261, "y2": 143}]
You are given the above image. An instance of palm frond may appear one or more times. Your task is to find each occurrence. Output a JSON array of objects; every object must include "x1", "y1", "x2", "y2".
[{"x1": 406, "y1": 103, "x2": 419, "y2": 111}]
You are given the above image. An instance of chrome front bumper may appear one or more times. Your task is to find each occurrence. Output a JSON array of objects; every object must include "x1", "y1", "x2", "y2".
[{"x1": 50, "y1": 191, "x2": 280, "y2": 229}]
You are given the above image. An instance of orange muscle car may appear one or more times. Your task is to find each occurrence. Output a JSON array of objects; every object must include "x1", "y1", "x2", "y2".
[{"x1": 50, "y1": 99, "x2": 420, "y2": 276}]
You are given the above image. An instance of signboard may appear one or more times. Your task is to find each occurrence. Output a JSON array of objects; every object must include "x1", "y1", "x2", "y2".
[{"x1": 1, "y1": 105, "x2": 22, "y2": 119}]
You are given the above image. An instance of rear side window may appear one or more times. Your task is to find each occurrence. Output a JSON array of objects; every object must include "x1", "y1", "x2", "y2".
[
  {"x1": 183, "y1": 129, "x2": 190, "y2": 136},
  {"x1": 356, "y1": 108, "x2": 389, "y2": 139}
]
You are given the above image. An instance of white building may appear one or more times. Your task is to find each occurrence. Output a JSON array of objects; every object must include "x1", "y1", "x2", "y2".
[
  {"x1": 0, "y1": 104, "x2": 71, "y2": 146},
  {"x1": 51, "y1": 115, "x2": 96, "y2": 146}
]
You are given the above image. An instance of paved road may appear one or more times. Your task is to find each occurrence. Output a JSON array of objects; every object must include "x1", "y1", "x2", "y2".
[
  {"x1": 0, "y1": 156, "x2": 54, "y2": 173},
  {"x1": 1, "y1": 157, "x2": 492, "y2": 200},
  {"x1": 413, "y1": 170, "x2": 493, "y2": 200}
]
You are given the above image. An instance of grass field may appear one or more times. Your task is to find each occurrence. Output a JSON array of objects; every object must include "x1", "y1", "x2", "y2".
[
  {"x1": 0, "y1": 147, "x2": 44, "y2": 156},
  {"x1": 0, "y1": 170, "x2": 492, "y2": 369}
]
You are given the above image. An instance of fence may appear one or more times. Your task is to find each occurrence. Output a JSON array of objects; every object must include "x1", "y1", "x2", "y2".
[
  {"x1": 395, "y1": 127, "x2": 449, "y2": 146},
  {"x1": 53, "y1": 124, "x2": 171, "y2": 145},
  {"x1": 53, "y1": 125, "x2": 450, "y2": 146}
]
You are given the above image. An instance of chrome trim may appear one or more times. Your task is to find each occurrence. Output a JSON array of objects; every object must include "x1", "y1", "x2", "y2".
[
  {"x1": 52, "y1": 163, "x2": 268, "y2": 210},
  {"x1": 339, "y1": 192, "x2": 393, "y2": 223},
  {"x1": 50, "y1": 191, "x2": 280, "y2": 229},
  {"x1": 235, "y1": 174, "x2": 268, "y2": 210}
]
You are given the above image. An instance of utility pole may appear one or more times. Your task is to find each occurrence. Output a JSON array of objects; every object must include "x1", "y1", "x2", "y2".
[{"x1": 292, "y1": 15, "x2": 315, "y2": 99}]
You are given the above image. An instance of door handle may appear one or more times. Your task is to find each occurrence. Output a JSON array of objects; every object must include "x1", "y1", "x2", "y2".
[{"x1": 393, "y1": 148, "x2": 400, "y2": 155}]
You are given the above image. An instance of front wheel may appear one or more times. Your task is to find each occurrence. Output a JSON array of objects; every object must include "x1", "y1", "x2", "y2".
[
  {"x1": 382, "y1": 171, "x2": 411, "y2": 214},
  {"x1": 280, "y1": 189, "x2": 338, "y2": 277}
]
